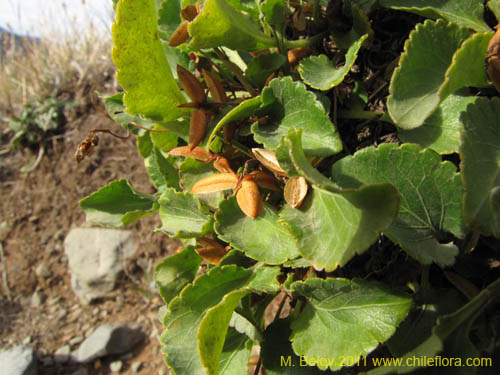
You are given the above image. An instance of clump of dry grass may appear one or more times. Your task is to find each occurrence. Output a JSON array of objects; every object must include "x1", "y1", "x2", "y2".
[{"x1": 0, "y1": 11, "x2": 116, "y2": 120}]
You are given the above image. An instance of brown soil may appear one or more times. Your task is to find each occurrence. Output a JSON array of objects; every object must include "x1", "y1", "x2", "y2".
[{"x1": 0, "y1": 112, "x2": 181, "y2": 374}]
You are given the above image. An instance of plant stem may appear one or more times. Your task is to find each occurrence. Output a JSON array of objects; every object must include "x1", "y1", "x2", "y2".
[
  {"x1": 340, "y1": 109, "x2": 394, "y2": 124},
  {"x1": 215, "y1": 134, "x2": 252, "y2": 158},
  {"x1": 284, "y1": 32, "x2": 326, "y2": 49},
  {"x1": 213, "y1": 48, "x2": 259, "y2": 97}
]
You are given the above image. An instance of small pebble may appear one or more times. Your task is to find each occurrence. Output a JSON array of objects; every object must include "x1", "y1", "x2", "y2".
[
  {"x1": 35, "y1": 262, "x2": 51, "y2": 278},
  {"x1": 31, "y1": 290, "x2": 44, "y2": 307},
  {"x1": 0, "y1": 221, "x2": 10, "y2": 241},
  {"x1": 69, "y1": 336, "x2": 84, "y2": 346},
  {"x1": 49, "y1": 296, "x2": 62, "y2": 305},
  {"x1": 92, "y1": 307, "x2": 100, "y2": 315},
  {"x1": 110, "y1": 360, "x2": 123, "y2": 372},
  {"x1": 22, "y1": 336, "x2": 32, "y2": 345}
]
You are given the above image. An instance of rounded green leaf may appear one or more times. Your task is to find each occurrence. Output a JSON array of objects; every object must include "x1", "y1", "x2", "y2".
[
  {"x1": 298, "y1": 35, "x2": 367, "y2": 91},
  {"x1": 157, "y1": 188, "x2": 214, "y2": 238},
  {"x1": 460, "y1": 97, "x2": 500, "y2": 238},
  {"x1": 188, "y1": 0, "x2": 275, "y2": 51},
  {"x1": 290, "y1": 278, "x2": 412, "y2": 371},
  {"x1": 439, "y1": 31, "x2": 493, "y2": 99},
  {"x1": 112, "y1": 0, "x2": 186, "y2": 122},
  {"x1": 252, "y1": 77, "x2": 342, "y2": 156},
  {"x1": 79, "y1": 179, "x2": 158, "y2": 227},
  {"x1": 155, "y1": 246, "x2": 202, "y2": 305},
  {"x1": 332, "y1": 143, "x2": 465, "y2": 266},
  {"x1": 215, "y1": 197, "x2": 299, "y2": 264},
  {"x1": 379, "y1": 0, "x2": 489, "y2": 32},
  {"x1": 161, "y1": 265, "x2": 254, "y2": 375},
  {"x1": 387, "y1": 19, "x2": 470, "y2": 129},
  {"x1": 278, "y1": 129, "x2": 399, "y2": 271},
  {"x1": 398, "y1": 93, "x2": 478, "y2": 154},
  {"x1": 245, "y1": 53, "x2": 287, "y2": 89},
  {"x1": 279, "y1": 185, "x2": 398, "y2": 271}
]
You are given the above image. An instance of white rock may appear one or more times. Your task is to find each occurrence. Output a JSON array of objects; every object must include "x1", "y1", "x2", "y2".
[
  {"x1": 73, "y1": 323, "x2": 143, "y2": 363},
  {"x1": 64, "y1": 228, "x2": 137, "y2": 304},
  {"x1": 110, "y1": 360, "x2": 123, "y2": 372},
  {"x1": 0, "y1": 345, "x2": 37, "y2": 375}
]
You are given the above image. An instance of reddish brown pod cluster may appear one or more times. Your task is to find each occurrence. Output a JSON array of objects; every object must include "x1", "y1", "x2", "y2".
[
  {"x1": 176, "y1": 65, "x2": 228, "y2": 150},
  {"x1": 170, "y1": 145, "x2": 309, "y2": 220},
  {"x1": 486, "y1": 25, "x2": 500, "y2": 94},
  {"x1": 168, "y1": 3, "x2": 201, "y2": 47}
]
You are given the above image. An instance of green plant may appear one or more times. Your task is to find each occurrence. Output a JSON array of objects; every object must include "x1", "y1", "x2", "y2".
[
  {"x1": 80, "y1": 0, "x2": 500, "y2": 373},
  {"x1": 8, "y1": 95, "x2": 70, "y2": 171}
]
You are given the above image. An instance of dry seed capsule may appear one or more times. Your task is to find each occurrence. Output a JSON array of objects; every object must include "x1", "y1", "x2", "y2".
[
  {"x1": 181, "y1": 4, "x2": 198, "y2": 21},
  {"x1": 169, "y1": 21, "x2": 190, "y2": 47},
  {"x1": 189, "y1": 109, "x2": 208, "y2": 150},
  {"x1": 487, "y1": 26, "x2": 500, "y2": 94},
  {"x1": 252, "y1": 148, "x2": 287, "y2": 176},
  {"x1": 284, "y1": 177, "x2": 308, "y2": 208},
  {"x1": 195, "y1": 238, "x2": 230, "y2": 264},
  {"x1": 202, "y1": 69, "x2": 227, "y2": 103},
  {"x1": 177, "y1": 65, "x2": 206, "y2": 104},
  {"x1": 236, "y1": 175, "x2": 264, "y2": 219},
  {"x1": 191, "y1": 173, "x2": 238, "y2": 194}
]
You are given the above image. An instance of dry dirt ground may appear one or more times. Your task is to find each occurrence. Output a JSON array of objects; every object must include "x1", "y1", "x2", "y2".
[{"x1": 0, "y1": 112, "x2": 181, "y2": 374}]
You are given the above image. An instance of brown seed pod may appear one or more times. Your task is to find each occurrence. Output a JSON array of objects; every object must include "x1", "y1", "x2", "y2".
[
  {"x1": 181, "y1": 4, "x2": 198, "y2": 21},
  {"x1": 287, "y1": 47, "x2": 312, "y2": 66},
  {"x1": 236, "y1": 175, "x2": 264, "y2": 219},
  {"x1": 195, "y1": 238, "x2": 230, "y2": 264},
  {"x1": 252, "y1": 148, "x2": 287, "y2": 176},
  {"x1": 202, "y1": 69, "x2": 227, "y2": 103},
  {"x1": 177, "y1": 65, "x2": 206, "y2": 104},
  {"x1": 191, "y1": 173, "x2": 238, "y2": 194},
  {"x1": 249, "y1": 170, "x2": 281, "y2": 191},
  {"x1": 213, "y1": 156, "x2": 236, "y2": 175},
  {"x1": 486, "y1": 26, "x2": 500, "y2": 94},
  {"x1": 284, "y1": 177, "x2": 308, "y2": 208},
  {"x1": 168, "y1": 146, "x2": 215, "y2": 162},
  {"x1": 169, "y1": 21, "x2": 190, "y2": 47},
  {"x1": 189, "y1": 109, "x2": 208, "y2": 150}
]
